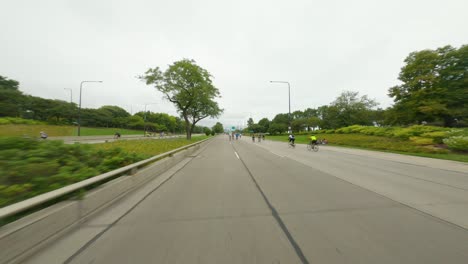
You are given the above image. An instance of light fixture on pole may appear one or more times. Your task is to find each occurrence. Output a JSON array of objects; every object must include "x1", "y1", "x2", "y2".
[
  {"x1": 270, "y1": 80, "x2": 291, "y2": 132},
  {"x1": 143, "y1": 103, "x2": 158, "y2": 135},
  {"x1": 78, "y1": 81, "x2": 103, "y2": 136}
]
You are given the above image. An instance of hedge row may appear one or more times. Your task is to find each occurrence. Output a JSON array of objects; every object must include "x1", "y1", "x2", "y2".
[{"x1": 315, "y1": 125, "x2": 468, "y2": 151}]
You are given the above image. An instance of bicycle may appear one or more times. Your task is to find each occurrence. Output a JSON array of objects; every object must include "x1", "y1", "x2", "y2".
[{"x1": 307, "y1": 142, "x2": 319, "y2": 152}]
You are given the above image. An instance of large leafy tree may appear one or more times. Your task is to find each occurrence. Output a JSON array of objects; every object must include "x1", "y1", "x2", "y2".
[
  {"x1": 140, "y1": 59, "x2": 223, "y2": 139},
  {"x1": 258, "y1": 118, "x2": 270, "y2": 133},
  {"x1": 212, "y1": 122, "x2": 224, "y2": 134},
  {"x1": 388, "y1": 45, "x2": 468, "y2": 127},
  {"x1": 0, "y1": 76, "x2": 23, "y2": 117},
  {"x1": 331, "y1": 91, "x2": 378, "y2": 128}
]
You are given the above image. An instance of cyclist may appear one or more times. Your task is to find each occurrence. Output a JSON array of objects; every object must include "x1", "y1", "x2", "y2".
[
  {"x1": 309, "y1": 134, "x2": 317, "y2": 145},
  {"x1": 288, "y1": 134, "x2": 295, "y2": 146},
  {"x1": 40, "y1": 131, "x2": 48, "y2": 140}
]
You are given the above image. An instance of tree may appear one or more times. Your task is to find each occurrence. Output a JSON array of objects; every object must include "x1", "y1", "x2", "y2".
[
  {"x1": 268, "y1": 123, "x2": 287, "y2": 135},
  {"x1": 258, "y1": 118, "x2": 270, "y2": 133},
  {"x1": 0, "y1": 75, "x2": 19, "y2": 90},
  {"x1": 271, "y1": 113, "x2": 289, "y2": 126},
  {"x1": 247, "y1": 118, "x2": 254, "y2": 129},
  {"x1": 388, "y1": 45, "x2": 468, "y2": 127},
  {"x1": 140, "y1": 59, "x2": 223, "y2": 139},
  {"x1": 291, "y1": 119, "x2": 306, "y2": 132},
  {"x1": 324, "y1": 91, "x2": 378, "y2": 128},
  {"x1": 203, "y1": 127, "x2": 212, "y2": 136},
  {"x1": 99, "y1": 106, "x2": 130, "y2": 119},
  {"x1": 0, "y1": 76, "x2": 23, "y2": 117},
  {"x1": 212, "y1": 122, "x2": 224, "y2": 134}
]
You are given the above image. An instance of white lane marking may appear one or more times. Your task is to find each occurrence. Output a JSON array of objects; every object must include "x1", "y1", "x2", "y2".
[{"x1": 234, "y1": 151, "x2": 240, "y2": 159}]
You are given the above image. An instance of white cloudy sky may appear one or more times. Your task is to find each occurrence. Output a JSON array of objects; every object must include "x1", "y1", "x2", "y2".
[{"x1": 1, "y1": 0, "x2": 467, "y2": 128}]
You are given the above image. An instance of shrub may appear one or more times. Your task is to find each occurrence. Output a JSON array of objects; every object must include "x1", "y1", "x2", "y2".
[
  {"x1": 0, "y1": 137, "x2": 145, "y2": 207},
  {"x1": 443, "y1": 136, "x2": 468, "y2": 151},
  {"x1": 446, "y1": 129, "x2": 468, "y2": 137},
  {"x1": 0, "y1": 117, "x2": 45, "y2": 125},
  {"x1": 409, "y1": 137, "x2": 434, "y2": 146},
  {"x1": 420, "y1": 131, "x2": 448, "y2": 144}
]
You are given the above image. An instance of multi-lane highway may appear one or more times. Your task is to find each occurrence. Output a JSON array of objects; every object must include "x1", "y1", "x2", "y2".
[{"x1": 26, "y1": 136, "x2": 468, "y2": 263}]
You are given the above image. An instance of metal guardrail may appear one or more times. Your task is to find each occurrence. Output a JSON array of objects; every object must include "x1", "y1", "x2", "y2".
[{"x1": 0, "y1": 138, "x2": 211, "y2": 219}]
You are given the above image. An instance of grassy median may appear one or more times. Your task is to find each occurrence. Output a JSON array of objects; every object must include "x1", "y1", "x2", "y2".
[
  {"x1": 0, "y1": 136, "x2": 209, "y2": 209},
  {"x1": 0, "y1": 124, "x2": 144, "y2": 137}
]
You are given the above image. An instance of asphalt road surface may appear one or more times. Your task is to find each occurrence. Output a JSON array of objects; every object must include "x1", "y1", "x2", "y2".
[{"x1": 26, "y1": 136, "x2": 468, "y2": 264}]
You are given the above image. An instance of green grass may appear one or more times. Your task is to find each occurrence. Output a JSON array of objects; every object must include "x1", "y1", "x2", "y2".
[
  {"x1": 0, "y1": 124, "x2": 74, "y2": 137},
  {"x1": 0, "y1": 124, "x2": 144, "y2": 137},
  {"x1": 72, "y1": 127, "x2": 144, "y2": 136},
  {"x1": 268, "y1": 134, "x2": 468, "y2": 162},
  {"x1": 91, "y1": 136, "x2": 209, "y2": 156}
]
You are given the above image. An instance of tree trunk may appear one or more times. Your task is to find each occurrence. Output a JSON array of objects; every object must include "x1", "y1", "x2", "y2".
[{"x1": 185, "y1": 121, "x2": 191, "y2": 139}]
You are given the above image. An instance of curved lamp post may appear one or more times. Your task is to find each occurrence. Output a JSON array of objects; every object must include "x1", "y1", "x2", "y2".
[
  {"x1": 78, "y1": 81, "x2": 103, "y2": 136},
  {"x1": 270, "y1": 80, "x2": 291, "y2": 133}
]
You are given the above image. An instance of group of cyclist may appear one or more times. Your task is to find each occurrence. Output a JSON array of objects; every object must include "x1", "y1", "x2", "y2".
[{"x1": 288, "y1": 134, "x2": 318, "y2": 146}]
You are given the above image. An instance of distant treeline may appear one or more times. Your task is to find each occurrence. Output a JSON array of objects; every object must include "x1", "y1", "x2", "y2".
[
  {"x1": 245, "y1": 44, "x2": 467, "y2": 134},
  {"x1": 0, "y1": 76, "x2": 211, "y2": 133}
]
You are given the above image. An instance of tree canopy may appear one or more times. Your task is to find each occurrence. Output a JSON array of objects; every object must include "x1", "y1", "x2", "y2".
[
  {"x1": 140, "y1": 59, "x2": 223, "y2": 139},
  {"x1": 212, "y1": 122, "x2": 224, "y2": 134},
  {"x1": 388, "y1": 45, "x2": 468, "y2": 127}
]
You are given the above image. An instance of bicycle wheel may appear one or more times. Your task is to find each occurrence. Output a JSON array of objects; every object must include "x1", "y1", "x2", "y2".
[
  {"x1": 307, "y1": 144, "x2": 312, "y2": 151},
  {"x1": 312, "y1": 144, "x2": 319, "y2": 152}
]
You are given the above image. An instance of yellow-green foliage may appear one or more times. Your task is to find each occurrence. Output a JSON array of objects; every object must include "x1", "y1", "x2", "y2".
[
  {"x1": 0, "y1": 137, "x2": 211, "y2": 208},
  {"x1": 0, "y1": 124, "x2": 74, "y2": 137},
  {"x1": 92, "y1": 136, "x2": 208, "y2": 157},
  {"x1": 0, "y1": 137, "x2": 150, "y2": 207},
  {"x1": 269, "y1": 133, "x2": 450, "y2": 155},
  {"x1": 420, "y1": 131, "x2": 448, "y2": 144},
  {"x1": 0, "y1": 117, "x2": 45, "y2": 125},
  {"x1": 0, "y1": 124, "x2": 144, "y2": 137},
  {"x1": 409, "y1": 136, "x2": 434, "y2": 145},
  {"x1": 319, "y1": 125, "x2": 453, "y2": 140}
]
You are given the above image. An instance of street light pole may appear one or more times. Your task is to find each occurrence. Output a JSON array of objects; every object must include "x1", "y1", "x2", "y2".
[
  {"x1": 143, "y1": 103, "x2": 158, "y2": 136},
  {"x1": 64, "y1": 88, "x2": 73, "y2": 103},
  {"x1": 78, "y1": 81, "x2": 103, "y2": 136},
  {"x1": 270, "y1": 81, "x2": 291, "y2": 132}
]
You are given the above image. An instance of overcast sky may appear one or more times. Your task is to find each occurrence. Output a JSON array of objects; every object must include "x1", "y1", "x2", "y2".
[{"x1": 1, "y1": 0, "x2": 467, "y2": 128}]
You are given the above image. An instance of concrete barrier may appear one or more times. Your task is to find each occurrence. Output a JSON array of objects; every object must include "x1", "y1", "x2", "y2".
[{"x1": 0, "y1": 139, "x2": 209, "y2": 264}]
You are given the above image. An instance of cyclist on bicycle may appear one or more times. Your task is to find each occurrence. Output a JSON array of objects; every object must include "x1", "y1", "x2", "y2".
[
  {"x1": 309, "y1": 134, "x2": 317, "y2": 145},
  {"x1": 288, "y1": 134, "x2": 295, "y2": 145}
]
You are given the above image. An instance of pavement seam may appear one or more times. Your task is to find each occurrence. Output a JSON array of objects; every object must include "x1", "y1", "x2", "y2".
[
  {"x1": 231, "y1": 143, "x2": 310, "y2": 264},
  {"x1": 63, "y1": 140, "x2": 214, "y2": 264}
]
